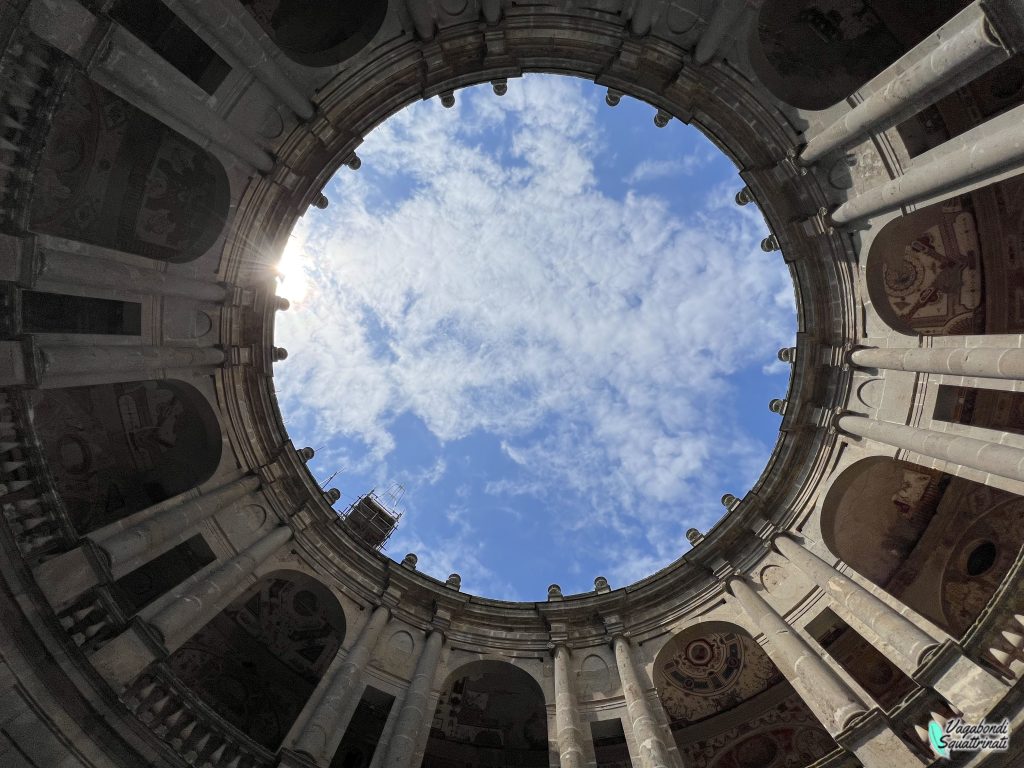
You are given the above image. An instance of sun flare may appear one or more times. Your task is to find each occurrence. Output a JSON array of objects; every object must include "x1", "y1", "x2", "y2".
[{"x1": 276, "y1": 232, "x2": 313, "y2": 305}]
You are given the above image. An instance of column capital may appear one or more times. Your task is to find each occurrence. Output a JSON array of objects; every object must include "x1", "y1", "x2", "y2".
[
  {"x1": 913, "y1": 638, "x2": 962, "y2": 680},
  {"x1": 724, "y1": 573, "x2": 750, "y2": 595},
  {"x1": 769, "y1": 529, "x2": 800, "y2": 550},
  {"x1": 833, "y1": 706, "x2": 886, "y2": 746},
  {"x1": 430, "y1": 604, "x2": 452, "y2": 632},
  {"x1": 982, "y1": 0, "x2": 1024, "y2": 55},
  {"x1": 378, "y1": 584, "x2": 403, "y2": 610},
  {"x1": 547, "y1": 617, "x2": 573, "y2": 646},
  {"x1": 601, "y1": 613, "x2": 628, "y2": 640}
]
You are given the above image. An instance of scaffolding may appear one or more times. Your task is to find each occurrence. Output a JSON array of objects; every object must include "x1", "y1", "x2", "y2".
[{"x1": 339, "y1": 483, "x2": 404, "y2": 550}]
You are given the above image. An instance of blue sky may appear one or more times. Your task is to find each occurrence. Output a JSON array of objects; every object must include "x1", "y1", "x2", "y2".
[{"x1": 274, "y1": 75, "x2": 796, "y2": 601}]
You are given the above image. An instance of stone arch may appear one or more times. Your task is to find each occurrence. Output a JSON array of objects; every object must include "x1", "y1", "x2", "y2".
[
  {"x1": 654, "y1": 621, "x2": 837, "y2": 766},
  {"x1": 422, "y1": 659, "x2": 548, "y2": 768},
  {"x1": 865, "y1": 176, "x2": 1024, "y2": 336},
  {"x1": 750, "y1": 0, "x2": 970, "y2": 111},
  {"x1": 28, "y1": 69, "x2": 229, "y2": 263},
  {"x1": 29, "y1": 378, "x2": 222, "y2": 534},
  {"x1": 165, "y1": 569, "x2": 347, "y2": 750},
  {"x1": 820, "y1": 456, "x2": 1024, "y2": 637},
  {"x1": 238, "y1": 0, "x2": 388, "y2": 68}
]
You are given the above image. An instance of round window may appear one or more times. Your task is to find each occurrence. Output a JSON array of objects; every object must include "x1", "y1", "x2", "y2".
[{"x1": 966, "y1": 541, "x2": 997, "y2": 577}]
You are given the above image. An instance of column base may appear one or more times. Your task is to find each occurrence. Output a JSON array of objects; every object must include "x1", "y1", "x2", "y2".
[
  {"x1": 89, "y1": 618, "x2": 166, "y2": 691},
  {"x1": 916, "y1": 640, "x2": 1009, "y2": 723},
  {"x1": 277, "y1": 748, "x2": 320, "y2": 768},
  {"x1": 0, "y1": 340, "x2": 26, "y2": 386},
  {"x1": 33, "y1": 541, "x2": 108, "y2": 611},
  {"x1": 836, "y1": 709, "x2": 928, "y2": 768}
]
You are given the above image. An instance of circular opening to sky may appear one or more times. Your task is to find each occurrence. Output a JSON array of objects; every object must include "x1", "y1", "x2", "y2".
[{"x1": 275, "y1": 74, "x2": 797, "y2": 601}]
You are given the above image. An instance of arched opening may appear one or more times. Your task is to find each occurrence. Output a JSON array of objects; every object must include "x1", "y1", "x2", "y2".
[
  {"x1": 164, "y1": 570, "x2": 347, "y2": 750},
  {"x1": 865, "y1": 176, "x2": 1024, "y2": 336},
  {"x1": 29, "y1": 379, "x2": 222, "y2": 534},
  {"x1": 421, "y1": 659, "x2": 548, "y2": 768},
  {"x1": 654, "y1": 622, "x2": 838, "y2": 766},
  {"x1": 29, "y1": 70, "x2": 229, "y2": 263},
  {"x1": 752, "y1": 0, "x2": 971, "y2": 110},
  {"x1": 820, "y1": 456, "x2": 1024, "y2": 638},
  {"x1": 238, "y1": 0, "x2": 388, "y2": 67}
]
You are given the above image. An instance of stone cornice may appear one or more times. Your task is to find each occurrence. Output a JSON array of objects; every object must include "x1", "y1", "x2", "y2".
[{"x1": 212, "y1": 14, "x2": 856, "y2": 642}]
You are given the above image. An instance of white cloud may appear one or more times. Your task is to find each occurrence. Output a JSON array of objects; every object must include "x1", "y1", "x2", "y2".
[
  {"x1": 385, "y1": 513, "x2": 520, "y2": 600},
  {"x1": 416, "y1": 457, "x2": 448, "y2": 486},
  {"x1": 625, "y1": 144, "x2": 717, "y2": 184},
  {"x1": 275, "y1": 75, "x2": 796, "y2": 596}
]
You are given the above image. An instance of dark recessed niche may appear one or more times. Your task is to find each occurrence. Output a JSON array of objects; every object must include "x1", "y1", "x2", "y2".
[
  {"x1": 22, "y1": 291, "x2": 141, "y2": 335},
  {"x1": 109, "y1": 0, "x2": 231, "y2": 94},
  {"x1": 966, "y1": 541, "x2": 997, "y2": 577}
]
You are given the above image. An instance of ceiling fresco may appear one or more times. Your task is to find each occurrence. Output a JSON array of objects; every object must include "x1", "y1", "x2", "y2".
[
  {"x1": 655, "y1": 630, "x2": 783, "y2": 726},
  {"x1": 166, "y1": 573, "x2": 346, "y2": 749},
  {"x1": 676, "y1": 694, "x2": 836, "y2": 768},
  {"x1": 424, "y1": 662, "x2": 548, "y2": 767}
]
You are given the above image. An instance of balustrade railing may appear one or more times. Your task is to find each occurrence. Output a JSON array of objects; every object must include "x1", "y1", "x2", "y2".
[
  {"x1": 0, "y1": 388, "x2": 75, "y2": 563},
  {"x1": 124, "y1": 663, "x2": 276, "y2": 768}
]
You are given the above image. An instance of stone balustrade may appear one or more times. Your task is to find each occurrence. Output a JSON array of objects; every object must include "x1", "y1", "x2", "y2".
[{"x1": 124, "y1": 663, "x2": 275, "y2": 768}]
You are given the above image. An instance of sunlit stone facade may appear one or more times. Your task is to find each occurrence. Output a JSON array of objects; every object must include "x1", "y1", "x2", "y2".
[{"x1": 1, "y1": 0, "x2": 1024, "y2": 766}]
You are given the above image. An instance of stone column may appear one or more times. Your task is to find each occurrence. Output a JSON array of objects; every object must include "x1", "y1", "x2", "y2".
[
  {"x1": 774, "y1": 535, "x2": 938, "y2": 669},
  {"x1": 552, "y1": 644, "x2": 587, "y2": 768},
  {"x1": 379, "y1": 630, "x2": 444, "y2": 768},
  {"x1": 830, "y1": 100, "x2": 1024, "y2": 225},
  {"x1": 729, "y1": 578, "x2": 931, "y2": 766},
  {"x1": 38, "y1": 248, "x2": 229, "y2": 303},
  {"x1": 37, "y1": 343, "x2": 225, "y2": 386},
  {"x1": 801, "y1": 2, "x2": 1010, "y2": 163},
  {"x1": 612, "y1": 636, "x2": 675, "y2": 768},
  {"x1": 90, "y1": 525, "x2": 292, "y2": 688},
  {"x1": 850, "y1": 345, "x2": 1024, "y2": 380},
  {"x1": 837, "y1": 414, "x2": 1024, "y2": 483},
  {"x1": 149, "y1": 525, "x2": 292, "y2": 650},
  {"x1": 292, "y1": 605, "x2": 391, "y2": 766},
  {"x1": 0, "y1": 234, "x2": 228, "y2": 302},
  {"x1": 160, "y1": 0, "x2": 314, "y2": 120},
  {"x1": 33, "y1": 475, "x2": 259, "y2": 608},
  {"x1": 729, "y1": 581, "x2": 937, "y2": 765},
  {"x1": 774, "y1": 535, "x2": 1007, "y2": 722},
  {"x1": 26, "y1": 0, "x2": 274, "y2": 172},
  {"x1": 97, "y1": 475, "x2": 260, "y2": 577},
  {"x1": 728, "y1": 576, "x2": 866, "y2": 732}
]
